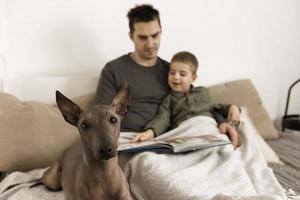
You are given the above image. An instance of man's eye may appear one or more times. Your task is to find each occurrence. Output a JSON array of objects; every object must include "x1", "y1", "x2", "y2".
[
  {"x1": 152, "y1": 33, "x2": 158, "y2": 38},
  {"x1": 110, "y1": 116, "x2": 118, "y2": 124},
  {"x1": 152, "y1": 31, "x2": 160, "y2": 39},
  {"x1": 139, "y1": 36, "x2": 147, "y2": 41},
  {"x1": 81, "y1": 121, "x2": 89, "y2": 129}
]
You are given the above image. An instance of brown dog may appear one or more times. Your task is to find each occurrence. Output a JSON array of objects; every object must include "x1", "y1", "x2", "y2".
[{"x1": 42, "y1": 85, "x2": 131, "y2": 200}]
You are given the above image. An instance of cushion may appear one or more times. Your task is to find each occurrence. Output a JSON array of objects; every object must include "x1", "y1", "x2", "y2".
[
  {"x1": 71, "y1": 93, "x2": 94, "y2": 111},
  {"x1": 207, "y1": 79, "x2": 278, "y2": 139},
  {"x1": 240, "y1": 107, "x2": 284, "y2": 165},
  {"x1": 0, "y1": 92, "x2": 93, "y2": 172}
]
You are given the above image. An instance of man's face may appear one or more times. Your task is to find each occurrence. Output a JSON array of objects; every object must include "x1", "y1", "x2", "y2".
[{"x1": 129, "y1": 19, "x2": 161, "y2": 61}]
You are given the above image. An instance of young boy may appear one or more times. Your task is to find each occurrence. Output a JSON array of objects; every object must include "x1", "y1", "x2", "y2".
[{"x1": 132, "y1": 51, "x2": 240, "y2": 148}]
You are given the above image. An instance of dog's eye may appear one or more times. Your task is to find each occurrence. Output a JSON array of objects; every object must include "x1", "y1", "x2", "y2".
[
  {"x1": 81, "y1": 121, "x2": 89, "y2": 129},
  {"x1": 110, "y1": 116, "x2": 117, "y2": 124}
]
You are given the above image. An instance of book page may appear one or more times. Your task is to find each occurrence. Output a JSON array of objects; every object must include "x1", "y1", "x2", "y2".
[
  {"x1": 118, "y1": 140, "x2": 172, "y2": 152},
  {"x1": 163, "y1": 135, "x2": 230, "y2": 153}
]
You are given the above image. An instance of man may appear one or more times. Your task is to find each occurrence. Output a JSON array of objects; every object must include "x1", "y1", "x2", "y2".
[{"x1": 93, "y1": 4, "x2": 170, "y2": 132}]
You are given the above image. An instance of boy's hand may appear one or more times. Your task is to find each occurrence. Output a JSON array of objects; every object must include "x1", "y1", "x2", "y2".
[
  {"x1": 227, "y1": 105, "x2": 240, "y2": 122},
  {"x1": 219, "y1": 122, "x2": 239, "y2": 149},
  {"x1": 131, "y1": 129, "x2": 155, "y2": 143}
]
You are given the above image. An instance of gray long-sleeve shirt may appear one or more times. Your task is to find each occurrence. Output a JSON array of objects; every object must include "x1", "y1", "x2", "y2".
[{"x1": 93, "y1": 54, "x2": 170, "y2": 132}]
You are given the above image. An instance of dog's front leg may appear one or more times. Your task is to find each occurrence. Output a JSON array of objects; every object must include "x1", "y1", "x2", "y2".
[{"x1": 42, "y1": 160, "x2": 62, "y2": 191}]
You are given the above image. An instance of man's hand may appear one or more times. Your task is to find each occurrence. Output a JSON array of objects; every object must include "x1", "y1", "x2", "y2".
[
  {"x1": 219, "y1": 122, "x2": 239, "y2": 149},
  {"x1": 227, "y1": 105, "x2": 240, "y2": 122},
  {"x1": 131, "y1": 129, "x2": 155, "y2": 143}
]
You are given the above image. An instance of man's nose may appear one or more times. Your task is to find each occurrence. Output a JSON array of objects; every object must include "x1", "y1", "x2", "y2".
[{"x1": 146, "y1": 38, "x2": 156, "y2": 48}]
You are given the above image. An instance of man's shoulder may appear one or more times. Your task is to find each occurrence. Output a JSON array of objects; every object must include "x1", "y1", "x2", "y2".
[
  {"x1": 105, "y1": 54, "x2": 130, "y2": 69},
  {"x1": 104, "y1": 54, "x2": 169, "y2": 71},
  {"x1": 157, "y1": 56, "x2": 170, "y2": 68}
]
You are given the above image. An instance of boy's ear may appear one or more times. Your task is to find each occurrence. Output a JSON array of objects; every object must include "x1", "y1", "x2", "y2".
[{"x1": 56, "y1": 90, "x2": 82, "y2": 126}]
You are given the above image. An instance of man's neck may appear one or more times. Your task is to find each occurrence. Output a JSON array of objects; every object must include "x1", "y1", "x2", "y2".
[{"x1": 130, "y1": 52, "x2": 157, "y2": 67}]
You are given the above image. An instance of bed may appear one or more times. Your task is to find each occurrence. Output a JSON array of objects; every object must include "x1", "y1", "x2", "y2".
[{"x1": 0, "y1": 79, "x2": 299, "y2": 200}]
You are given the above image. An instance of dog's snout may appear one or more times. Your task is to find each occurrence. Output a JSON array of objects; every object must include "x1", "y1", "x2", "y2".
[
  {"x1": 99, "y1": 147, "x2": 115, "y2": 160},
  {"x1": 99, "y1": 147, "x2": 113, "y2": 155}
]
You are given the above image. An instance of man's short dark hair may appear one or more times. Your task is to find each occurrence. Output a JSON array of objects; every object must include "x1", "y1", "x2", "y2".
[
  {"x1": 171, "y1": 51, "x2": 199, "y2": 74},
  {"x1": 127, "y1": 4, "x2": 161, "y2": 33}
]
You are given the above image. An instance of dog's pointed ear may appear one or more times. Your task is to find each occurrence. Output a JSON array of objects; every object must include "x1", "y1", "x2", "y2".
[
  {"x1": 56, "y1": 90, "x2": 82, "y2": 126},
  {"x1": 111, "y1": 81, "x2": 131, "y2": 117}
]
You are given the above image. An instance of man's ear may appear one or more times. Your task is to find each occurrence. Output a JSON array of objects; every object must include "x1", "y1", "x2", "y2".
[
  {"x1": 56, "y1": 91, "x2": 82, "y2": 126},
  {"x1": 129, "y1": 31, "x2": 133, "y2": 41},
  {"x1": 111, "y1": 82, "x2": 131, "y2": 117},
  {"x1": 193, "y1": 74, "x2": 198, "y2": 81}
]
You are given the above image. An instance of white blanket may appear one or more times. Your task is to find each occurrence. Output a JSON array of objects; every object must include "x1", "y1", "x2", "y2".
[
  {"x1": 0, "y1": 115, "x2": 296, "y2": 200},
  {"x1": 122, "y1": 116, "x2": 288, "y2": 200}
]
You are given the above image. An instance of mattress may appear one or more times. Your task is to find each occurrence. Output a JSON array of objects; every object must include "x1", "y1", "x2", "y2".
[{"x1": 267, "y1": 130, "x2": 300, "y2": 194}]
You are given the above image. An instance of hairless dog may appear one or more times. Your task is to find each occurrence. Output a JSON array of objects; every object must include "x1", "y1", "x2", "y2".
[{"x1": 41, "y1": 84, "x2": 132, "y2": 200}]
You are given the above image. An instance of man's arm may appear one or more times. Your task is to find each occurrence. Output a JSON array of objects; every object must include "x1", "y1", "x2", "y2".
[
  {"x1": 93, "y1": 64, "x2": 118, "y2": 106},
  {"x1": 213, "y1": 104, "x2": 241, "y2": 123},
  {"x1": 213, "y1": 110, "x2": 240, "y2": 149}
]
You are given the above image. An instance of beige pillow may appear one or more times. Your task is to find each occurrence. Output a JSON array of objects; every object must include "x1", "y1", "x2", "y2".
[
  {"x1": 0, "y1": 92, "x2": 84, "y2": 172},
  {"x1": 239, "y1": 107, "x2": 284, "y2": 165},
  {"x1": 207, "y1": 79, "x2": 278, "y2": 139},
  {"x1": 71, "y1": 93, "x2": 94, "y2": 111}
]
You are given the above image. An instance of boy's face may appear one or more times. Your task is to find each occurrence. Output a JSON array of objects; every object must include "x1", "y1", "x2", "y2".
[
  {"x1": 129, "y1": 19, "x2": 161, "y2": 61},
  {"x1": 168, "y1": 62, "x2": 197, "y2": 93}
]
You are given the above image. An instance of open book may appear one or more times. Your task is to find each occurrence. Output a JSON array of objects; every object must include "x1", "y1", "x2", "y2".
[{"x1": 118, "y1": 134, "x2": 231, "y2": 154}]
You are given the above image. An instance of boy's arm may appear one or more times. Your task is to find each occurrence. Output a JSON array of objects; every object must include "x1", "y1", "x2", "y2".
[
  {"x1": 131, "y1": 95, "x2": 171, "y2": 142},
  {"x1": 144, "y1": 95, "x2": 172, "y2": 136},
  {"x1": 131, "y1": 129, "x2": 155, "y2": 142}
]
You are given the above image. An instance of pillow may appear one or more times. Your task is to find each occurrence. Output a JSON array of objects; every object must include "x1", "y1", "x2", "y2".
[
  {"x1": 239, "y1": 107, "x2": 284, "y2": 165},
  {"x1": 0, "y1": 92, "x2": 89, "y2": 172},
  {"x1": 207, "y1": 79, "x2": 278, "y2": 139}
]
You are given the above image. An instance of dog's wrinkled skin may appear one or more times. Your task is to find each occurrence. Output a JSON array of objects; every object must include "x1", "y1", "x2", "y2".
[{"x1": 42, "y1": 85, "x2": 131, "y2": 200}]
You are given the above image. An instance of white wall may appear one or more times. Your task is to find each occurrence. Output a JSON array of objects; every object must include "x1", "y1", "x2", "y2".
[{"x1": 0, "y1": 0, "x2": 299, "y2": 128}]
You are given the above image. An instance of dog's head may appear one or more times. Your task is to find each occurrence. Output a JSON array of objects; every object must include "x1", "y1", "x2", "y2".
[{"x1": 56, "y1": 83, "x2": 131, "y2": 161}]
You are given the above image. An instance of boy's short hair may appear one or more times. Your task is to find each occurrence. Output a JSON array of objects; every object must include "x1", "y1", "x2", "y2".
[
  {"x1": 171, "y1": 51, "x2": 198, "y2": 74},
  {"x1": 127, "y1": 4, "x2": 161, "y2": 33}
]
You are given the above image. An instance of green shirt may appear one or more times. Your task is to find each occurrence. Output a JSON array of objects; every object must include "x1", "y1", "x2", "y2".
[{"x1": 145, "y1": 86, "x2": 231, "y2": 136}]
